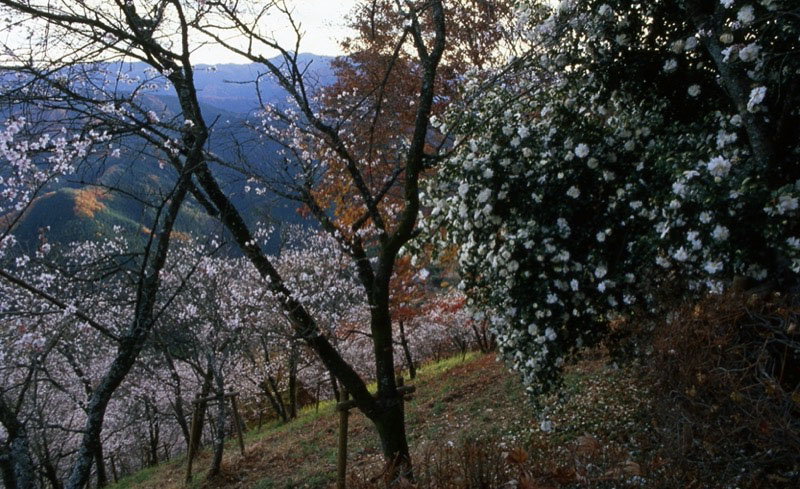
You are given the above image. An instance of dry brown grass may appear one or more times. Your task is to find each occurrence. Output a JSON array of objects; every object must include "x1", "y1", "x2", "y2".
[
  {"x1": 110, "y1": 311, "x2": 800, "y2": 489},
  {"x1": 648, "y1": 291, "x2": 800, "y2": 488}
]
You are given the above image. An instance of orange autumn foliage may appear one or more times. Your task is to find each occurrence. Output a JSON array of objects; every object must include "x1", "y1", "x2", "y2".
[
  {"x1": 73, "y1": 188, "x2": 109, "y2": 218},
  {"x1": 309, "y1": 0, "x2": 514, "y2": 242}
]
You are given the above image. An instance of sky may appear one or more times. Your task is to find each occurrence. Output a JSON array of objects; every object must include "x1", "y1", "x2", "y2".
[
  {"x1": 193, "y1": 1, "x2": 358, "y2": 64},
  {"x1": 0, "y1": 1, "x2": 360, "y2": 66}
]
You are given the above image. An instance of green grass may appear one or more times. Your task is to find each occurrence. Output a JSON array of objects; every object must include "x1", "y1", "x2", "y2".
[
  {"x1": 104, "y1": 348, "x2": 678, "y2": 488},
  {"x1": 416, "y1": 351, "x2": 477, "y2": 378},
  {"x1": 107, "y1": 465, "x2": 158, "y2": 489},
  {"x1": 103, "y1": 352, "x2": 531, "y2": 489}
]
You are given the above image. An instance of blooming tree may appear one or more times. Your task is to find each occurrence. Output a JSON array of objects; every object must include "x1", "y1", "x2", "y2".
[
  {"x1": 425, "y1": 0, "x2": 799, "y2": 396},
  {"x1": 0, "y1": 229, "x2": 200, "y2": 488}
]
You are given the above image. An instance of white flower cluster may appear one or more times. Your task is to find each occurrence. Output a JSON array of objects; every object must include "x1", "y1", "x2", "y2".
[{"x1": 424, "y1": 0, "x2": 799, "y2": 398}]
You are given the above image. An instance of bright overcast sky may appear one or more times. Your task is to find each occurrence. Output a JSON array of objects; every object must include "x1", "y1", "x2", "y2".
[{"x1": 194, "y1": 1, "x2": 358, "y2": 64}]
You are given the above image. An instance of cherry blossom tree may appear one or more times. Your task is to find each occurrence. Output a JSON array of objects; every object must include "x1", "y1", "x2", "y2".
[
  {"x1": 0, "y1": 224, "x2": 201, "y2": 488},
  {"x1": 0, "y1": 0, "x2": 515, "y2": 481},
  {"x1": 0, "y1": 0, "x2": 443, "y2": 476}
]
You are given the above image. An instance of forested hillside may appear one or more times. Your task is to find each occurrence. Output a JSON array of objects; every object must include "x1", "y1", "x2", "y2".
[
  {"x1": 1, "y1": 1, "x2": 798, "y2": 488},
  {"x1": 4, "y1": 57, "x2": 333, "y2": 252}
]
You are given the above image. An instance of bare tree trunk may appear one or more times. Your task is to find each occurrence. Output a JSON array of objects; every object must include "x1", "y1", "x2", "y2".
[
  {"x1": 398, "y1": 320, "x2": 416, "y2": 380},
  {"x1": 163, "y1": 351, "x2": 190, "y2": 447},
  {"x1": 471, "y1": 321, "x2": 495, "y2": 353},
  {"x1": 1, "y1": 394, "x2": 41, "y2": 489},
  {"x1": 0, "y1": 449, "x2": 16, "y2": 489},
  {"x1": 288, "y1": 344, "x2": 299, "y2": 419},
  {"x1": 207, "y1": 390, "x2": 226, "y2": 478},
  {"x1": 329, "y1": 370, "x2": 341, "y2": 402},
  {"x1": 109, "y1": 456, "x2": 118, "y2": 484},
  {"x1": 145, "y1": 399, "x2": 159, "y2": 466},
  {"x1": 367, "y1": 299, "x2": 413, "y2": 483},
  {"x1": 190, "y1": 370, "x2": 213, "y2": 455},
  {"x1": 207, "y1": 352, "x2": 230, "y2": 479},
  {"x1": 93, "y1": 436, "x2": 107, "y2": 488},
  {"x1": 0, "y1": 442, "x2": 26, "y2": 489},
  {"x1": 259, "y1": 339, "x2": 288, "y2": 422},
  {"x1": 260, "y1": 380, "x2": 287, "y2": 422},
  {"x1": 37, "y1": 435, "x2": 63, "y2": 489},
  {"x1": 371, "y1": 403, "x2": 412, "y2": 484}
]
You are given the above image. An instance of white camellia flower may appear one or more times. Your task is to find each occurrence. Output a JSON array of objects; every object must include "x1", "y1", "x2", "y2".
[
  {"x1": 738, "y1": 43, "x2": 760, "y2": 62},
  {"x1": 707, "y1": 156, "x2": 732, "y2": 177},
  {"x1": 673, "y1": 247, "x2": 689, "y2": 261},
  {"x1": 712, "y1": 224, "x2": 730, "y2": 241},
  {"x1": 477, "y1": 187, "x2": 492, "y2": 203},
  {"x1": 663, "y1": 59, "x2": 678, "y2": 73},
  {"x1": 737, "y1": 5, "x2": 755, "y2": 24},
  {"x1": 721, "y1": 46, "x2": 735, "y2": 62},
  {"x1": 777, "y1": 194, "x2": 799, "y2": 214},
  {"x1": 704, "y1": 261, "x2": 723, "y2": 274},
  {"x1": 574, "y1": 143, "x2": 589, "y2": 158},
  {"x1": 747, "y1": 86, "x2": 766, "y2": 112},
  {"x1": 688, "y1": 84, "x2": 701, "y2": 97},
  {"x1": 566, "y1": 186, "x2": 580, "y2": 198}
]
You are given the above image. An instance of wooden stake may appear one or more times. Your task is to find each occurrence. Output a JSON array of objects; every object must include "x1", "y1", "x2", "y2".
[{"x1": 336, "y1": 389, "x2": 349, "y2": 489}]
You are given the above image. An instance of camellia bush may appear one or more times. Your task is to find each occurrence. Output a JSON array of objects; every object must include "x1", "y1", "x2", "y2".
[{"x1": 424, "y1": 0, "x2": 799, "y2": 396}]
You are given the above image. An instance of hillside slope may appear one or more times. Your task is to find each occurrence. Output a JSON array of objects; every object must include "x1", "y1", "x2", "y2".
[{"x1": 107, "y1": 352, "x2": 655, "y2": 489}]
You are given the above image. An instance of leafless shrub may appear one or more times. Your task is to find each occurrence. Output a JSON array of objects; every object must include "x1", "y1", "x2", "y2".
[{"x1": 649, "y1": 291, "x2": 800, "y2": 487}]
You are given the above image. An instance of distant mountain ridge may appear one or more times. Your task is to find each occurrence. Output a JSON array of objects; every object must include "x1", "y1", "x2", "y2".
[
  {"x1": 111, "y1": 53, "x2": 335, "y2": 114},
  {"x1": 5, "y1": 54, "x2": 335, "y2": 253}
]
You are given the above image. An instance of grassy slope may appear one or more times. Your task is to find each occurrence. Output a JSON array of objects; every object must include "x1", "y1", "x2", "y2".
[{"x1": 108, "y1": 352, "x2": 654, "y2": 489}]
